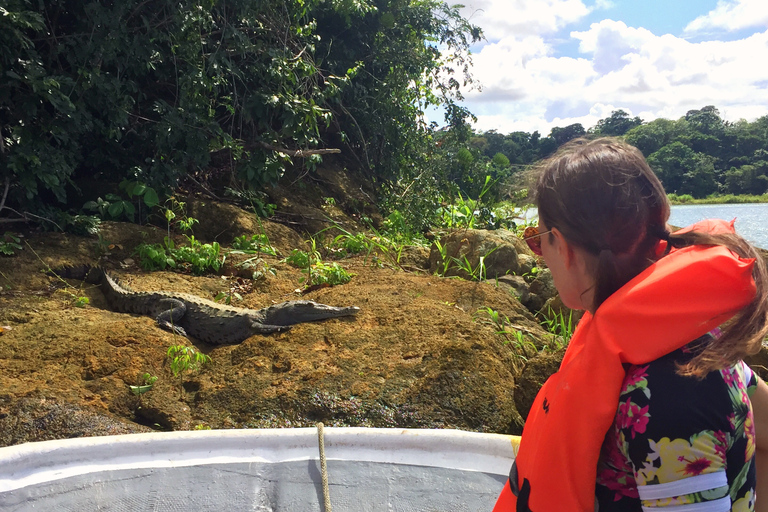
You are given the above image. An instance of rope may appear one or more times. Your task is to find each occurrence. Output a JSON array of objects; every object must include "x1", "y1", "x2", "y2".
[{"x1": 316, "y1": 422, "x2": 332, "y2": 512}]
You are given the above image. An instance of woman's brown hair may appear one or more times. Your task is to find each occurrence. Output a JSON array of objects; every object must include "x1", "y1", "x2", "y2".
[{"x1": 535, "y1": 137, "x2": 768, "y2": 377}]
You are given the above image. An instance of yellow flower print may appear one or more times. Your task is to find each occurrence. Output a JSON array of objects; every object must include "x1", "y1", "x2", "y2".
[
  {"x1": 744, "y1": 412, "x2": 756, "y2": 461},
  {"x1": 636, "y1": 432, "x2": 727, "y2": 486},
  {"x1": 732, "y1": 489, "x2": 755, "y2": 512}
]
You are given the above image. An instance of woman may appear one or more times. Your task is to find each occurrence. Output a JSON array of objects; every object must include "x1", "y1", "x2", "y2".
[{"x1": 494, "y1": 138, "x2": 768, "y2": 511}]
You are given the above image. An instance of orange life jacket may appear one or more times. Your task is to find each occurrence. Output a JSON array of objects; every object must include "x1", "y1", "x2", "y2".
[{"x1": 493, "y1": 219, "x2": 757, "y2": 511}]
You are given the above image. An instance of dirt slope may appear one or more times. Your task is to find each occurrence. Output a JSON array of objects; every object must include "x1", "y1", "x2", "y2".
[{"x1": 0, "y1": 216, "x2": 549, "y2": 446}]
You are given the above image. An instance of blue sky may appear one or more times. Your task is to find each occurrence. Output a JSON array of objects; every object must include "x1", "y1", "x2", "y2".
[{"x1": 442, "y1": 0, "x2": 768, "y2": 135}]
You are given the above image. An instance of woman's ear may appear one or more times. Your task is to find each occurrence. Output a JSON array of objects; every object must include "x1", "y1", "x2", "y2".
[{"x1": 550, "y1": 227, "x2": 575, "y2": 267}]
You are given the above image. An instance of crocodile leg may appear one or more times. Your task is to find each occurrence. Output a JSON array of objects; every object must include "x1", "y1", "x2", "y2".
[
  {"x1": 154, "y1": 298, "x2": 189, "y2": 337},
  {"x1": 249, "y1": 322, "x2": 291, "y2": 335}
]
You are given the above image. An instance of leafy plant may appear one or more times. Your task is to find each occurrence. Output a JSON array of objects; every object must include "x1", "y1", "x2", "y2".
[
  {"x1": 231, "y1": 234, "x2": 277, "y2": 256},
  {"x1": 236, "y1": 256, "x2": 277, "y2": 281},
  {"x1": 452, "y1": 250, "x2": 497, "y2": 281},
  {"x1": 330, "y1": 232, "x2": 369, "y2": 256},
  {"x1": 162, "y1": 197, "x2": 198, "y2": 236},
  {"x1": 474, "y1": 306, "x2": 538, "y2": 368},
  {"x1": 215, "y1": 290, "x2": 243, "y2": 305},
  {"x1": 73, "y1": 296, "x2": 90, "y2": 308},
  {"x1": 135, "y1": 242, "x2": 176, "y2": 271},
  {"x1": 284, "y1": 249, "x2": 312, "y2": 268},
  {"x1": 134, "y1": 236, "x2": 223, "y2": 275},
  {"x1": 432, "y1": 240, "x2": 453, "y2": 277},
  {"x1": 0, "y1": 233, "x2": 22, "y2": 256},
  {"x1": 306, "y1": 261, "x2": 354, "y2": 286},
  {"x1": 540, "y1": 308, "x2": 575, "y2": 349},
  {"x1": 171, "y1": 237, "x2": 223, "y2": 274},
  {"x1": 129, "y1": 373, "x2": 158, "y2": 396},
  {"x1": 167, "y1": 344, "x2": 211, "y2": 395},
  {"x1": 82, "y1": 180, "x2": 159, "y2": 223}
]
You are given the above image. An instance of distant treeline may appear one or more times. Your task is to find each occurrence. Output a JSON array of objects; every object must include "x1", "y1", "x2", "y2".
[{"x1": 465, "y1": 107, "x2": 768, "y2": 199}]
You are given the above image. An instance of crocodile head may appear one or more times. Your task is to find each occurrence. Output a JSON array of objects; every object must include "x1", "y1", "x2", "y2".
[{"x1": 260, "y1": 300, "x2": 360, "y2": 327}]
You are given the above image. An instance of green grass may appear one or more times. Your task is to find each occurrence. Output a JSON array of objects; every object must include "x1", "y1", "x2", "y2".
[{"x1": 668, "y1": 193, "x2": 768, "y2": 205}]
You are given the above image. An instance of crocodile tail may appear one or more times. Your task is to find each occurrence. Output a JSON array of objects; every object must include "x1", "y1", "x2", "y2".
[{"x1": 48, "y1": 264, "x2": 105, "y2": 285}]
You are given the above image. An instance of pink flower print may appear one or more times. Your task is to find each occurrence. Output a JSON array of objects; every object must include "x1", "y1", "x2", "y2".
[
  {"x1": 622, "y1": 365, "x2": 649, "y2": 392},
  {"x1": 721, "y1": 367, "x2": 739, "y2": 387},
  {"x1": 677, "y1": 455, "x2": 712, "y2": 476},
  {"x1": 727, "y1": 412, "x2": 737, "y2": 430},
  {"x1": 713, "y1": 431, "x2": 728, "y2": 460},
  {"x1": 596, "y1": 467, "x2": 639, "y2": 500},
  {"x1": 617, "y1": 398, "x2": 650, "y2": 439}
]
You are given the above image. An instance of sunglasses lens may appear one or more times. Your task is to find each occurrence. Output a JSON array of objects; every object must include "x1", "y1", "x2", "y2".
[{"x1": 523, "y1": 226, "x2": 544, "y2": 256}]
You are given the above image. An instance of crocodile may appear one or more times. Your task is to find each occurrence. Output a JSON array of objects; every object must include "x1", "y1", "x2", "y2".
[{"x1": 50, "y1": 265, "x2": 360, "y2": 345}]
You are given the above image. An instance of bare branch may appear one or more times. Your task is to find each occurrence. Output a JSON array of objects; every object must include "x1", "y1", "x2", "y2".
[
  {"x1": 256, "y1": 141, "x2": 341, "y2": 158},
  {"x1": 0, "y1": 177, "x2": 9, "y2": 214}
]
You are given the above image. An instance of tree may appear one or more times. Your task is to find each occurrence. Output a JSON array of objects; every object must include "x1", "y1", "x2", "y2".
[
  {"x1": 723, "y1": 161, "x2": 768, "y2": 195},
  {"x1": 684, "y1": 106, "x2": 725, "y2": 137},
  {"x1": 624, "y1": 118, "x2": 684, "y2": 157},
  {"x1": 549, "y1": 124, "x2": 586, "y2": 147},
  {"x1": 646, "y1": 142, "x2": 697, "y2": 195},
  {"x1": 593, "y1": 110, "x2": 643, "y2": 136}
]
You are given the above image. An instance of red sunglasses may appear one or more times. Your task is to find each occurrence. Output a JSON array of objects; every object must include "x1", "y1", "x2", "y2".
[{"x1": 522, "y1": 226, "x2": 552, "y2": 256}]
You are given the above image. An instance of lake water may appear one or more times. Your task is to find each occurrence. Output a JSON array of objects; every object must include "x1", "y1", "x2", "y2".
[
  {"x1": 670, "y1": 203, "x2": 768, "y2": 249},
  {"x1": 517, "y1": 203, "x2": 768, "y2": 249}
]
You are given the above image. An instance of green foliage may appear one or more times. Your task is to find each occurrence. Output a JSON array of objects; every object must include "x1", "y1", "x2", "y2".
[
  {"x1": 540, "y1": 308, "x2": 575, "y2": 348},
  {"x1": 282, "y1": 236, "x2": 352, "y2": 286},
  {"x1": 73, "y1": 295, "x2": 90, "y2": 308},
  {"x1": 306, "y1": 261, "x2": 354, "y2": 286},
  {"x1": 135, "y1": 236, "x2": 223, "y2": 275},
  {"x1": 452, "y1": 252, "x2": 491, "y2": 281},
  {"x1": 668, "y1": 193, "x2": 768, "y2": 205},
  {"x1": 434, "y1": 180, "x2": 516, "y2": 232},
  {"x1": 0, "y1": 233, "x2": 22, "y2": 256},
  {"x1": 135, "y1": 242, "x2": 175, "y2": 271},
  {"x1": 168, "y1": 237, "x2": 223, "y2": 275},
  {"x1": 231, "y1": 234, "x2": 277, "y2": 256},
  {"x1": 330, "y1": 232, "x2": 369, "y2": 256},
  {"x1": 284, "y1": 249, "x2": 313, "y2": 269},
  {"x1": 82, "y1": 180, "x2": 159, "y2": 224},
  {"x1": 667, "y1": 193, "x2": 695, "y2": 204},
  {"x1": 129, "y1": 373, "x2": 158, "y2": 396},
  {"x1": 167, "y1": 344, "x2": 211, "y2": 394},
  {"x1": 473, "y1": 306, "x2": 538, "y2": 366},
  {"x1": 236, "y1": 257, "x2": 277, "y2": 281},
  {"x1": 1, "y1": 0, "x2": 484, "y2": 235},
  {"x1": 592, "y1": 110, "x2": 642, "y2": 136},
  {"x1": 214, "y1": 290, "x2": 243, "y2": 305},
  {"x1": 162, "y1": 198, "x2": 198, "y2": 236},
  {"x1": 326, "y1": 221, "x2": 416, "y2": 270},
  {"x1": 94, "y1": 179, "x2": 161, "y2": 223},
  {"x1": 167, "y1": 345, "x2": 211, "y2": 377}
]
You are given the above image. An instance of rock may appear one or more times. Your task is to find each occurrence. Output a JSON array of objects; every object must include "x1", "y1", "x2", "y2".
[
  {"x1": 398, "y1": 245, "x2": 430, "y2": 270},
  {"x1": 0, "y1": 396, "x2": 151, "y2": 446},
  {"x1": 514, "y1": 349, "x2": 565, "y2": 420},
  {"x1": 522, "y1": 268, "x2": 557, "y2": 314},
  {"x1": 186, "y1": 198, "x2": 304, "y2": 252},
  {"x1": 517, "y1": 254, "x2": 537, "y2": 278},
  {"x1": 496, "y1": 275, "x2": 530, "y2": 303},
  {"x1": 538, "y1": 296, "x2": 584, "y2": 326},
  {"x1": 135, "y1": 393, "x2": 193, "y2": 431},
  {"x1": 429, "y1": 229, "x2": 520, "y2": 279}
]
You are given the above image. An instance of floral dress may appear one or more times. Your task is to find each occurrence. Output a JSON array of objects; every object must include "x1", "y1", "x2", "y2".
[{"x1": 595, "y1": 336, "x2": 757, "y2": 511}]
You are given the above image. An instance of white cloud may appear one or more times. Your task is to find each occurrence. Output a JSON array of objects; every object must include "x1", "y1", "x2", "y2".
[
  {"x1": 459, "y1": 0, "x2": 591, "y2": 41},
  {"x1": 457, "y1": 18, "x2": 768, "y2": 135},
  {"x1": 685, "y1": 0, "x2": 768, "y2": 33}
]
